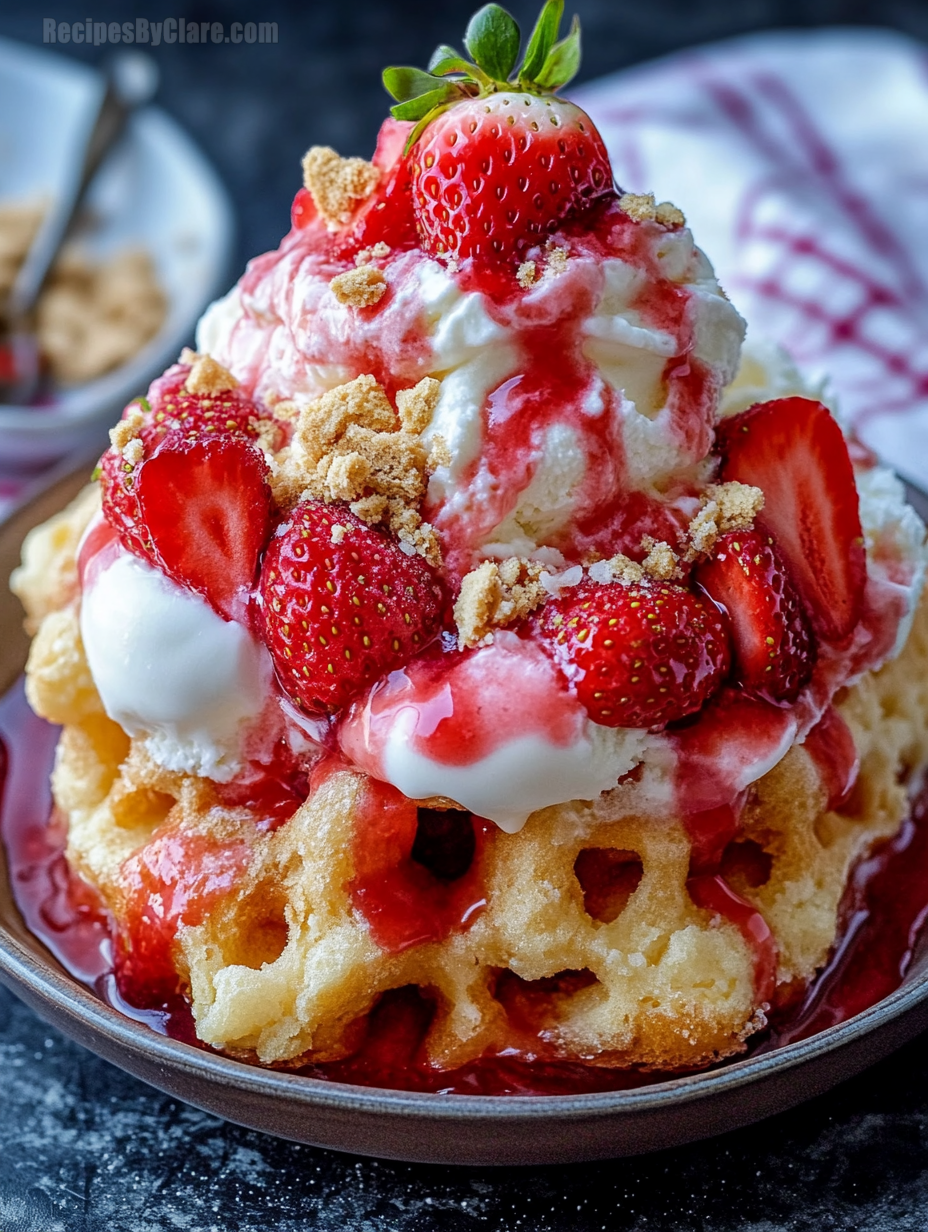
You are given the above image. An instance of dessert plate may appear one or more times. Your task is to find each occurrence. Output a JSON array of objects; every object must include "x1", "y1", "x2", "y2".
[{"x1": 2, "y1": 467, "x2": 928, "y2": 1166}]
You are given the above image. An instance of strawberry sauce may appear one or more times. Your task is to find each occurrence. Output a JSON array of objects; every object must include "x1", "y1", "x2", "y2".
[{"x1": 4, "y1": 677, "x2": 928, "y2": 1096}]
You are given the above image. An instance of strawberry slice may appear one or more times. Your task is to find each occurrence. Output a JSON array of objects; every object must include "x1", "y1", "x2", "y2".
[
  {"x1": 716, "y1": 397, "x2": 866, "y2": 643},
  {"x1": 696, "y1": 529, "x2": 815, "y2": 703},
  {"x1": 136, "y1": 436, "x2": 273, "y2": 621}
]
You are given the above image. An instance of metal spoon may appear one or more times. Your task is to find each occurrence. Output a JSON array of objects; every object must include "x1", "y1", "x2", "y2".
[{"x1": 0, "y1": 51, "x2": 159, "y2": 406}]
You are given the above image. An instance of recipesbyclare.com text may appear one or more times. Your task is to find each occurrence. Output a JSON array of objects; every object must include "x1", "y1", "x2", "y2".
[{"x1": 42, "y1": 18, "x2": 278, "y2": 46}]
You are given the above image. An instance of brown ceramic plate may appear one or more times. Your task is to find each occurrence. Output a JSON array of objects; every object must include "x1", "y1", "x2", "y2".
[{"x1": 2, "y1": 465, "x2": 928, "y2": 1166}]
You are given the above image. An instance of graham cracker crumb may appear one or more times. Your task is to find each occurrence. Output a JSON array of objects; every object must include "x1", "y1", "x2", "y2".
[
  {"x1": 684, "y1": 481, "x2": 765, "y2": 561},
  {"x1": 710, "y1": 481, "x2": 765, "y2": 532},
  {"x1": 330, "y1": 524, "x2": 348, "y2": 545},
  {"x1": 273, "y1": 373, "x2": 446, "y2": 564},
  {"x1": 544, "y1": 243, "x2": 569, "y2": 277},
  {"x1": 517, "y1": 261, "x2": 537, "y2": 289},
  {"x1": 109, "y1": 406, "x2": 145, "y2": 452},
  {"x1": 619, "y1": 192, "x2": 657, "y2": 223},
  {"x1": 122, "y1": 438, "x2": 144, "y2": 467},
  {"x1": 641, "y1": 538, "x2": 681, "y2": 581},
  {"x1": 589, "y1": 553, "x2": 646, "y2": 586},
  {"x1": 395, "y1": 377, "x2": 440, "y2": 435},
  {"x1": 656, "y1": 201, "x2": 686, "y2": 228},
  {"x1": 302, "y1": 147, "x2": 380, "y2": 228},
  {"x1": 294, "y1": 375, "x2": 395, "y2": 470},
  {"x1": 350, "y1": 493, "x2": 389, "y2": 524},
  {"x1": 355, "y1": 241, "x2": 391, "y2": 266},
  {"x1": 185, "y1": 353, "x2": 238, "y2": 395},
  {"x1": 329, "y1": 265, "x2": 387, "y2": 308},
  {"x1": 179, "y1": 346, "x2": 198, "y2": 365},
  {"x1": 427, "y1": 433, "x2": 451, "y2": 470},
  {"x1": 454, "y1": 558, "x2": 546, "y2": 649},
  {"x1": 324, "y1": 451, "x2": 371, "y2": 501}
]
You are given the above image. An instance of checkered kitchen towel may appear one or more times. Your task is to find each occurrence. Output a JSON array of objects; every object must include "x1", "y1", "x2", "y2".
[
  {"x1": 3, "y1": 28, "x2": 926, "y2": 521},
  {"x1": 574, "y1": 27, "x2": 928, "y2": 488}
]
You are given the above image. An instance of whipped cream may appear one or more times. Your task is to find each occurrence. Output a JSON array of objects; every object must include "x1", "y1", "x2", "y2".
[
  {"x1": 80, "y1": 546, "x2": 272, "y2": 781},
  {"x1": 339, "y1": 632, "x2": 661, "y2": 832}
]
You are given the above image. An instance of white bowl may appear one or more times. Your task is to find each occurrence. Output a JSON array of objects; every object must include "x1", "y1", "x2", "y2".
[{"x1": 0, "y1": 37, "x2": 235, "y2": 466}]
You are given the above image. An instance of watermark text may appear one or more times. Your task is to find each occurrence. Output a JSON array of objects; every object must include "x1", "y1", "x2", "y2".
[{"x1": 43, "y1": 18, "x2": 278, "y2": 46}]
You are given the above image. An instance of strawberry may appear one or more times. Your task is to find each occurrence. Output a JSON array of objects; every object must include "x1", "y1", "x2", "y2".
[
  {"x1": 716, "y1": 397, "x2": 866, "y2": 643},
  {"x1": 536, "y1": 579, "x2": 731, "y2": 728},
  {"x1": 341, "y1": 119, "x2": 419, "y2": 255},
  {"x1": 258, "y1": 501, "x2": 445, "y2": 714},
  {"x1": 695, "y1": 530, "x2": 814, "y2": 703},
  {"x1": 383, "y1": 0, "x2": 612, "y2": 264},
  {"x1": 135, "y1": 436, "x2": 274, "y2": 621},
  {"x1": 100, "y1": 364, "x2": 283, "y2": 576}
]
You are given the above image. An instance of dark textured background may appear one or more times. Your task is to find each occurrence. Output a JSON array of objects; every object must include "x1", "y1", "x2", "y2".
[{"x1": 3, "y1": 1, "x2": 928, "y2": 1227}]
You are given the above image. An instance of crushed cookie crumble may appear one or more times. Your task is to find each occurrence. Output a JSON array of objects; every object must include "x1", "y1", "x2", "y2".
[
  {"x1": 355, "y1": 241, "x2": 391, "y2": 266},
  {"x1": 455, "y1": 557, "x2": 546, "y2": 649},
  {"x1": 109, "y1": 406, "x2": 145, "y2": 452},
  {"x1": 185, "y1": 353, "x2": 238, "y2": 395},
  {"x1": 684, "y1": 481, "x2": 765, "y2": 560},
  {"x1": 517, "y1": 260, "x2": 537, "y2": 289},
  {"x1": 655, "y1": 200, "x2": 686, "y2": 228},
  {"x1": 395, "y1": 377, "x2": 440, "y2": 435},
  {"x1": 329, "y1": 265, "x2": 387, "y2": 308},
  {"x1": 301, "y1": 146, "x2": 380, "y2": 228}
]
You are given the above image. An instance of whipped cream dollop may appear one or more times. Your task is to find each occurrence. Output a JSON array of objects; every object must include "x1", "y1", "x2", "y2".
[
  {"x1": 80, "y1": 545, "x2": 272, "y2": 781},
  {"x1": 339, "y1": 632, "x2": 664, "y2": 832}
]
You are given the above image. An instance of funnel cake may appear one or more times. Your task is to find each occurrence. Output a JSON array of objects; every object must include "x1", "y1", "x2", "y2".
[{"x1": 12, "y1": 0, "x2": 928, "y2": 1084}]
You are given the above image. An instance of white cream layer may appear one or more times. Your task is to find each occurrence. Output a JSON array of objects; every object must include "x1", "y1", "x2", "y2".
[{"x1": 80, "y1": 548, "x2": 272, "y2": 781}]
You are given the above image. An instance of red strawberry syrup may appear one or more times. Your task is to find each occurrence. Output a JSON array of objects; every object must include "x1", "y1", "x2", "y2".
[{"x1": 4, "y1": 676, "x2": 928, "y2": 1096}]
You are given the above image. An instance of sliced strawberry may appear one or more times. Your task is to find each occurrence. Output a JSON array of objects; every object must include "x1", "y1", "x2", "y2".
[
  {"x1": 716, "y1": 397, "x2": 866, "y2": 643},
  {"x1": 258, "y1": 501, "x2": 445, "y2": 714},
  {"x1": 341, "y1": 118, "x2": 418, "y2": 255},
  {"x1": 536, "y1": 579, "x2": 731, "y2": 729},
  {"x1": 136, "y1": 436, "x2": 273, "y2": 621},
  {"x1": 696, "y1": 530, "x2": 815, "y2": 703}
]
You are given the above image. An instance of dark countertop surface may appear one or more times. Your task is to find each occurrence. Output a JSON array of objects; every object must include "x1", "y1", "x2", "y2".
[{"x1": 3, "y1": 0, "x2": 928, "y2": 1227}]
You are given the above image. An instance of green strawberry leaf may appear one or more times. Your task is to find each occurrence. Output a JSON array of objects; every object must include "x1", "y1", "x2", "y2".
[
  {"x1": 428, "y1": 45, "x2": 471, "y2": 76},
  {"x1": 390, "y1": 84, "x2": 458, "y2": 123},
  {"x1": 519, "y1": 0, "x2": 563, "y2": 84},
  {"x1": 535, "y1": 15, "x2": 581, "y2": 90},
  {"x1": 382, "y1": 66, "x2": 444, "y2": 103},
  {"x1": 464, "y1": 4, "x2": 521, "y2": 82}
]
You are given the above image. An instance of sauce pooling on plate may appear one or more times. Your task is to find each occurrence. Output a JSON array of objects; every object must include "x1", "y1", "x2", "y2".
[{"x1": 4, "y1": 678, "x2": 928, "y2": 1097}]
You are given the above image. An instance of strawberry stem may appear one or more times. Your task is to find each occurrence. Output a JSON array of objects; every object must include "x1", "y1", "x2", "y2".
[{"x1": 382, "y1": 0, "x2": 582, "y2": 151}]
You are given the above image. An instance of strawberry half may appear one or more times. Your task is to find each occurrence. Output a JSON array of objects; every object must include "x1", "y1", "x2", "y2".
[
  {"x1": 258, "y1": 501, "x2": 445, "y2": 714},
  {"x1": 716, "y1": 397, "x2": 866, "y2": 643},
  {"x1": 136, "y1": 436, "x2": 273, "y2": 621},
  {"x1": 383, "y1": 1, "x2": 612, "y2": 264},
  {"x1": 536, "y1": 579, "x2": 731, "y2": 729},
  {"x1": 696, "y1": 530, "x2": 815, "y2": 703}
]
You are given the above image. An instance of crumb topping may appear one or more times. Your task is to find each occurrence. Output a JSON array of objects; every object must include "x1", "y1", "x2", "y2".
[
  {"x1": 517, "y1": 261, "x2": 537, "y2": 289},
  {"x1": 109, "y1": 406, "x2": 145, "y2": 452},
  {"x1": 355, "y1": 241, "x2": 391, "y2": 266},
  {"x1": 184, "y1": 353, "x2": 239, "y2": 395},
  {"x1": 641, "y1": 538, "x2": 681, "y2": 581},
  {"x1": 395, "y1": 376, "x2": 440, "y2": 434},
  {"x1": 329, "y1": 265, "x2": 387, "y2": 308},
  {"x1": 684, "y1": 481, "x2": 765, "y2": 560},
  {"x1": 274, "y1": 374, "x2": 443, "y2": 565},
  {"x1": 545, "y1": 242, "x2": 569, "y2": 276},
  {"x1": 302, "y1": 147, "x2": 381, "y2": 228},
  {"x1": 620, "y1": 192, "x2": 686, "y2": 228},
  {"x1": 454, "y1": 557, "x2": 547, "y2": 648}
]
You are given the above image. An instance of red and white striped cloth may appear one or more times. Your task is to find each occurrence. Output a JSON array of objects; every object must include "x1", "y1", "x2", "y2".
[
  {"x1": 575, "y1": 27, "x2": 928, "y2": 487},
  {"x1": 3, "y1": 29, "x2": 926, "y2": 522}
]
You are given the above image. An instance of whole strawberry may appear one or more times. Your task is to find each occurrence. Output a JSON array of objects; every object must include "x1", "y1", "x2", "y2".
[
  {"x1": 696, "y1": 529, "x2": 815, "y2": 703},
  {"x1": 383, "y1": 0, "x2": 613, "y2": 264},
  {"x1": 537, "y1": 579, "x2": 731, "y2": 728},
  {"x1": 258, "y1": 502, "x2": 445, "y2": 714}
]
